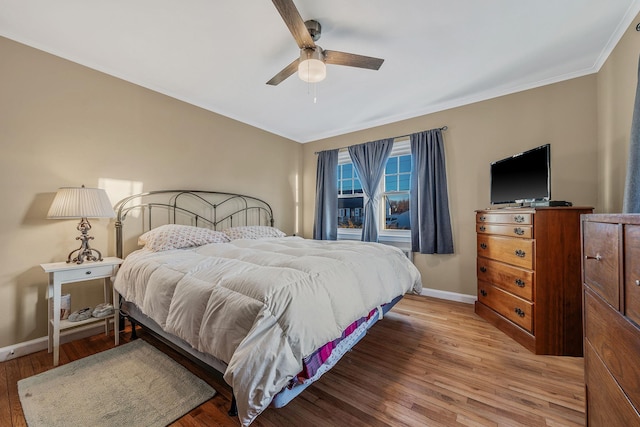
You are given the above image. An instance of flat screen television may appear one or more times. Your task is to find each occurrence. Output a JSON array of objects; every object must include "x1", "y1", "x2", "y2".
[{"x1": 490, "y1": 144, "x2": 550, "y2": 205}]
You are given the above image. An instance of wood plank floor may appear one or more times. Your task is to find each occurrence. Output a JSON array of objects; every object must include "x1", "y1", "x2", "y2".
[{"x1": 0, "y1": 295, "x2": 585, "y2": 426}]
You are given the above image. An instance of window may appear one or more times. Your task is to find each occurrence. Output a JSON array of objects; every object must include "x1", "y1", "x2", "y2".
[
  {"x1": 383, "y1": 142, "x2": 411, "y2": 230},
  {"x1": 337, "y1": 140, "x2": 411, "y2": 232},
  {"x1": 337, "y1": 162, "x2": 364, "y2": 228}
]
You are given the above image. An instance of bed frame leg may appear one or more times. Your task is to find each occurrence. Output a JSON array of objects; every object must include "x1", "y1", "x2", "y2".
[
  {"x1": 129, "y1": 318, "x2": 138, "y2": 340},
  {"x1": 228, "y1": 393, "x2": 238, "y2": 417}
]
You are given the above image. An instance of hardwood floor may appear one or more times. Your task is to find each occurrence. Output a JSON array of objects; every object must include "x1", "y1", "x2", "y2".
[{"x1": 0, "y1": 295, "x2": 585, "y2": 426}]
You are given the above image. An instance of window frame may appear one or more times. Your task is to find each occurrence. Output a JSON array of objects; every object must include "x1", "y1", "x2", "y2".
[{"x1": 337, "y1": 139, "x2": 412, "y2": 245}]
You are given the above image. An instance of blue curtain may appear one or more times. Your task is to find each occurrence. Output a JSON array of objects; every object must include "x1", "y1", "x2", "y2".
[
  {"x1": 348, "y1": 139, "x2": 394, "y2": 242},
  {"x1": 623, "y1": 55, "x2": 640, "y2": 213},
  {"x1": 410, "y1": 129, "x2": 454, "y2": 254},
  {"x1": 313, "y1": 149, "x2": 339, "y2": 240}
]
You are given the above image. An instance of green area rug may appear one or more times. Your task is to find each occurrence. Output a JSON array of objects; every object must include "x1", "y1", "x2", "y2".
[{"x1": 18, "y1": 339, "x2": 215, "y2": 427}]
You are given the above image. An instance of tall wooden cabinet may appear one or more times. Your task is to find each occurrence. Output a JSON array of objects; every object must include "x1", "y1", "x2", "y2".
[
  {"x1": 475, "y1": 207, "x2": 592, "y2": 356},
  {"x1": 581, "y1": 214, "x2": 640, "y2": 426}
]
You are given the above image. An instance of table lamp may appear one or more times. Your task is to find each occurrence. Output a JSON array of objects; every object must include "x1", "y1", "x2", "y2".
[{"x1": 47, "y1": 185, "x2": 116, "y2": 264}]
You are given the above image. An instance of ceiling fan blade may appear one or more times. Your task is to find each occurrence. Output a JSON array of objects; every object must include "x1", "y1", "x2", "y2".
[
  {"x1": 271, "y1": 0, "x2": 316, "y2": 49},
  {"x1": 266, "y1": 58, "x2": 299, "y2": 85},
  {"x1": 324, "y1": 50, "x2": 384, "y2": 70}
]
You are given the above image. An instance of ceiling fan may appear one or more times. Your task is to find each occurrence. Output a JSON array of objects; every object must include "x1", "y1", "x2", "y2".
[{"x1": 267, "y1": 0, "x2": 385, "y2": 85}]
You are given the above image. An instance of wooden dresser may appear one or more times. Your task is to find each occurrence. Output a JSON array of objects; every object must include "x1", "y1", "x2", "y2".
[
  {"x1": 582, "y1": 214, "x2": 640, "y2": 425},
  {"x1": 475, "y1": 207, "x2": 592, "y2": 356}
]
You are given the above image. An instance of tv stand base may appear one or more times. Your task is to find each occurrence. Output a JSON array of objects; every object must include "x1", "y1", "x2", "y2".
[{"x1": 527, "y1": 200, "x2": 572, "y2": 207}]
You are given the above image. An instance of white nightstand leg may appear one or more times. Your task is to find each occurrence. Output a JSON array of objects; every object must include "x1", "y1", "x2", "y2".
[
  {"x1": 52, "y1": 277, "x2": 61, "y2": 366},
  {"x1": 113, "y1": 286, "x2": 120, "y2": 346},
  {"x1": 102, "y1": 277, "x2": 109, "y2": 335},
  {"x1": 47, "y1": 279, "x2": 53, "y2": 353}
]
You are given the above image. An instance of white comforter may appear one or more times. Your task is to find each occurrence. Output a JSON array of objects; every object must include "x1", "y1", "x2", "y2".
[{"x1": 113, "y1": 237, "x2": 422, "y2": 425}]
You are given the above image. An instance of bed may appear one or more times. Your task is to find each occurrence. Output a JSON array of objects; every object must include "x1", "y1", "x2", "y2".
[{"x1": 111, "y1": 190, "x2": 422, "y2": 426}]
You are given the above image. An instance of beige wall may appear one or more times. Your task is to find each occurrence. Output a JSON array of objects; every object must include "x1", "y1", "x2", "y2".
[
  {"x1": 3, "y1": 11, "x2": 640, "y2": 349},
  {"x1": 0, "y1": 37, "x2": 301, "y2": 348},
  {"x1": 597, "y1": 13, "x2": 640, "y2": 213},
  {"x1": 302, "y1": 76, "x2": 600, "y2": 296}
]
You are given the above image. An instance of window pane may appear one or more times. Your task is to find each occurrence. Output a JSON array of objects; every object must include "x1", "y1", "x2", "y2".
[
  {"x1": 343, "y1": 164, "x2": 352, "y2": 179},
  {"x1": 399, "y1": 174, "x2": 411, "y2": 191},
  {"x1": 338, "y1": 197, "x2": 364, "y2": 229},
  {"x1": 354, "y1": 178, "x2": 363, "y2": 193},
  {"x1": 386, "y1": 157, "x2": 398, "y2": 174},
  {"x1": 384, "y1": 194, "x2": 411, "y2": 230},
  {"x1": 385, "y1": 175, "x2": 397, "y2": 192},
  {"x1": 399, "y1": 155, "x2": 412, "y2": 173}
]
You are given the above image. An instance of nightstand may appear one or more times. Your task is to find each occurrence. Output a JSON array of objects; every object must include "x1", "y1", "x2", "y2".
[{"x1": 41, "y1": 257, "x2": 123, "y2": 366}]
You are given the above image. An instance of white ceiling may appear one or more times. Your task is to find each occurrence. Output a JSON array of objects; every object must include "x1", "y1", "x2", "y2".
[{"x1": 2, "y1": 1, "x2": 640, "y2": 143}]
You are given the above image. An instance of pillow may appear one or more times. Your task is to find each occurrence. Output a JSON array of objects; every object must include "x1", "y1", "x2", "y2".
[
  {"x1": 138, "y1": 224, "x2": 230, "y2": 251},
  {"x1": 223, "y1": 225, "x2": 286, "y2": 240}
]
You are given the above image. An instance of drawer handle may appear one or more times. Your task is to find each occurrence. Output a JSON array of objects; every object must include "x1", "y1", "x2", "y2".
[
  {"x1": 85, "y1": 271, "x2": 92, "y2": 275},
  {"x1": 480, "y1": 243, "x2": 487, "y2": 250},
  {"x1": 514, "y1": 307, "x2": 525, "y2": 317},
  {"x1": 515, "y1": 278, "x2": 525, "y2": 287},
  {"x1": 584, "y1": 254, "x2": 602, "y2": 261},
  {"x1": 514, "y1": 215, "x2": 525, "y2": 223},
  {"x1": 479, "y1": 225, "x2": 486, "y2": 232},
  {"x1": 513, "y1": 227, "x2": 524, "y2": 236},
  {"x1": 479, "y1": 266, "x2": 487, "y2": 273},
  {"x1": 479, "y1": 216, "x2": 487, "y2": 222},
  {"x1": 480, "y1": 289, "x2": 487, "y2": 297},
  {"x1": 636, "y1": 280, "x2": 640, "y2": 286},
  {"x1": 515, "y1": 249, "x2": 526, "y2": 258}
]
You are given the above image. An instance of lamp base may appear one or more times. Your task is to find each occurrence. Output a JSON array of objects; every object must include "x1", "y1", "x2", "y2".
[
  {"x1": 66, "y1": 246, "x2": 104, "y2": 264},
  {"x1": 66, "y1": 218, "x2": 104, "y2": 264}
]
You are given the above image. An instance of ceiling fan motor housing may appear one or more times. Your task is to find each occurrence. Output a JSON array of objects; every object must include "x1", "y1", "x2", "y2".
[{"x1": 305, "y1": 20, "x2": 322, "y2": 41}]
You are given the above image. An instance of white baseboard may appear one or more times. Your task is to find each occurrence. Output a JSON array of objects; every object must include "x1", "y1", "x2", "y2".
[
  {"x1": 0, "y1": 322, "x2": 111, "y2": 362},
  {"x1": 420, "y1": 287, "x2": 477, "y2": 304}
]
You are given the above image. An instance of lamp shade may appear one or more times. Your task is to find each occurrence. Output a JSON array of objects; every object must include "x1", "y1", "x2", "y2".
[{"x1": 47, "y1": 186, "x2": 115, "y2": 219}]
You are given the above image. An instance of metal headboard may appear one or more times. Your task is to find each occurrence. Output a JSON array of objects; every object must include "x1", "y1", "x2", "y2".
[{"x1": 114, "y1": 190, "x2": 275, "y2": 258}]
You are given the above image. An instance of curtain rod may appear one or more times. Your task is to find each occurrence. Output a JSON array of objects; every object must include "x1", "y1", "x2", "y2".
[{"x1": 314, "y1": 126, "x2": 448, "y2": 155}]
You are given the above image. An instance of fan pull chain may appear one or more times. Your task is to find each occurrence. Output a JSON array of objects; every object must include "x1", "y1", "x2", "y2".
[
  {"x1": 305, "y1": 69, "x2": 318, "y2": 103},
  {"x1": 306, "y1": 81, "x2": 318, "y2": 104}
]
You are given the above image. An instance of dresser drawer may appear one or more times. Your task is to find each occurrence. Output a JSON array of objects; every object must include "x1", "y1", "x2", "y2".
[
  {"x1": 476, "y1": 223, "x2": 533, "y2": 239},
  {"x1": 584, "y1": 288, "x2": 640, "y2": 410},
  {"x1": 584, "y1": 342, "x2": 640, "y2": 427},
  {"x1": 476, "y1": 212, "x2": 532, "y2": 225},
  {"x1": 583, "y1": 221, "x2": 620, "y2": 309},
  {"x1": 477, "y1": 234, "x2": 534, "y2": 269},
  {"x1": 625, "y1": 225, "x2": 640, "y2": 326},
  {"x1": 476, "y1": 257, "x2": 533, "y2": 300},
  {"x1": 478, "y1": 280, "x2": 533, "y2": 332}
]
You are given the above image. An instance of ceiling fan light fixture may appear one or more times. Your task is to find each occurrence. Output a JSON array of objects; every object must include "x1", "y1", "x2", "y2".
[{"x1": 298, "y1": 48, "x2": 326, "y2": 83}]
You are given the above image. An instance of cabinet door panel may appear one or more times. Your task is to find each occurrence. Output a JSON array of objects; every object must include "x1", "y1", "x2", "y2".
[
  {"x1": 625, "y1": 225, "x2": 640, "y2": 326},
  {"x1": 584, "y1": 289, "x2": 640, "y2": 410},
  {"x1": 584, "y1": 343, "x2": 640, "y2": 426},
  {"x1": 583, "y1": 221, "x2": 619, "y2": 309}
]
